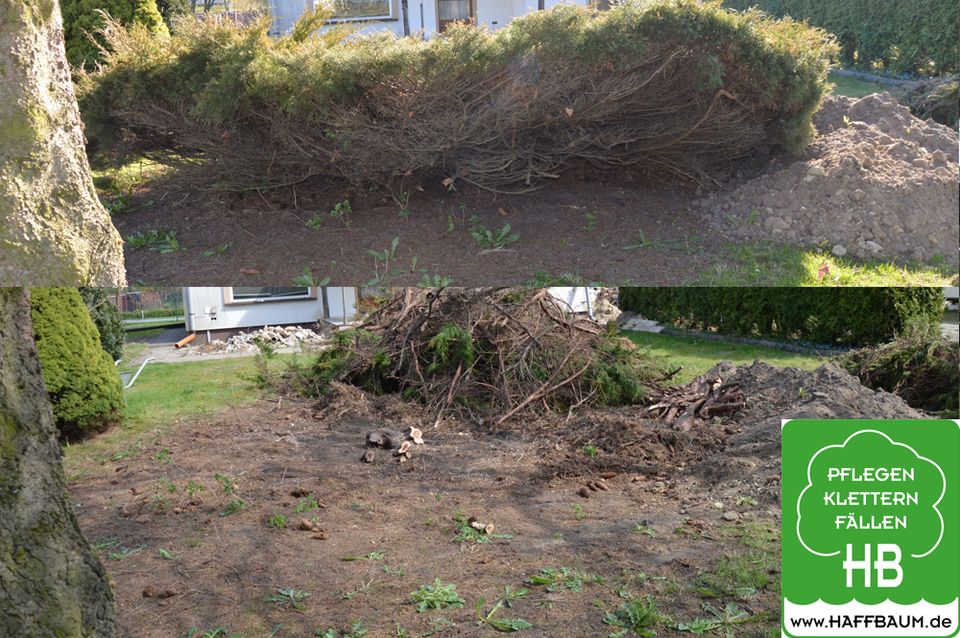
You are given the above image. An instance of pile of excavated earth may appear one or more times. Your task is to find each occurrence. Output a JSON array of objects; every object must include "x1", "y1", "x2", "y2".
[
  {"x1": 536, "y1": 361, "x2": 927, "y2": 501},
  {"x1": 700, "y1": 93, "x2": 959, "y2": 265}
]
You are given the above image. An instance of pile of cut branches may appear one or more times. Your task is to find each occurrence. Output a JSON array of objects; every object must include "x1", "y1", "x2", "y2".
[
  {"x1": 81, "y1": 1, "x2": 836, "y2": 194},
  {"x1": 646, "y1": 372, "x2": 745, "y2": 431},
  {"x1": 839, "y1": 324, "x2": 959, "y2": 416},
  {"x1": 300, "y1": 288, "x2": 666, "y2": 427}
]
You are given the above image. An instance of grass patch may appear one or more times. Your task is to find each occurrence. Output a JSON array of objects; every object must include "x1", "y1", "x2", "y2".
[
  {"x1": 623, "y1": 332, "x2": 823, "y2": 385},
  {"x1": 694, "y1": 553, "x2": 774, "y2": 599},
  {"x1": 475, "y1": 597, "x2": 533, "y2": 632},
  {"x1": 828, "y1": 71, "x2": 887, "y2": 98},
  {"x1": 63, "y1": 356, "x2": 283, "y2": 478},
  {"x1": 90, "y1": 155, "x2": 168, "y2": 192},
  {"x1": 317, "y1": 622, "x2": 369, "y2": 638},
  {"x1": 410, "y1": 578, "x2": 465, "y2": 612},
  {"x1": 526, "y1": 567, "x2": 603, "y2": 593},
  {"x1": 120, "y1": 357, "x2": 265, "y2": 427},
  {"x1": 694, "y1": 243, "x2": 953, "y2": 287},
  {"x1": 342, "y1": 550, "x2": 386, "y2": 561},
  {"x1": 90, "y1": 154, "x2": 168, "y2": 214},
  {"x1": 264, "y1": 587, "x2": 310, "y2": 611},
  {"x1": 123, "y1": 326, "x2": 168, "y2": 342},
  {"x1": 603, "y1": 595, "x2": 665, "y2": 637},
  {"x1": 124, "y1": 318, "x2": 183, "y2": 330},
  {"x1": 717, "y1": 521, "x2": 780, "y2": 552},
  {"x1": 673, "y1": 602, "x2": 758, "y2": 634}
]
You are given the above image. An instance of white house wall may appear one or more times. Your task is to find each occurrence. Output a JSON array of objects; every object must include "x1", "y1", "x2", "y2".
[
  {"x1": 271, "y1": 0, "x2": 584, "y2": 38},
  {"x1": 323, "y1": 287, "x2": 359, "y2": 324},
  {"x1": 183, "y1": 287, "x2": 357, "y2": 332},
  {"x1": 475, "y1": 0, "x2": 514, "y2": 31}
]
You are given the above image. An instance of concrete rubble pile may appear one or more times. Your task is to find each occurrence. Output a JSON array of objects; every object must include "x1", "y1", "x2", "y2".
[{"x1": 192, "y1": 325, "x2": 330, "y2": 354}]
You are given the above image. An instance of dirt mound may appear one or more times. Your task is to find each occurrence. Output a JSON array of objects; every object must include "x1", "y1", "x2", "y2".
[
  {"x1": 700, "y1": 93, "x2": 959, "y2": 264},
  {"x1": 539, "y1": 361, "x2": 926, "y2": 485},
  {"x1": 717, "y1": 360, "x2": 925, "y2": 455}
]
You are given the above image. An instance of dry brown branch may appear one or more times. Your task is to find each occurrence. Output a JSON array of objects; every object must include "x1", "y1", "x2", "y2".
[
  {"x1": 308, "y1": 288, "x2": 668, "y2": 426},
  {"x1": 104, "y1": 40, "x2": 771, "y2": 194}
]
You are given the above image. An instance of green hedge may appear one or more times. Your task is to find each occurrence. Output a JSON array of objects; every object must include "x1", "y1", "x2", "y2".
[
  {"x1": 31, "y1": 288, "x2": 124, "y2": 439},
  {"x1": 61, "y1": 0, "x2": 167, "y2": 68},
  {"x1": 723, "y1": 0, "x2": 959, "y2": 74},
  {"x1": 80, "y1": 288, "x2": 125, "y2": 361},
  {"x1": 618, "y1": 287, "x2": 944, "y2": 346}
]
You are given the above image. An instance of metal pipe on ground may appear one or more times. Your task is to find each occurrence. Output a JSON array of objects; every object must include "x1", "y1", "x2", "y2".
[{"x1": 124, "y1": 357, "x2": 156, "y2": 389}]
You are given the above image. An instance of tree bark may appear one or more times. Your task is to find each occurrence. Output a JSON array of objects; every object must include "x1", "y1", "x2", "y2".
[
  {"x1": 0, "y1": 288, "x2": 117, "y2": 636},
  {"x1": 0, "y1": 0, "x2": 126, "y2": 286}
]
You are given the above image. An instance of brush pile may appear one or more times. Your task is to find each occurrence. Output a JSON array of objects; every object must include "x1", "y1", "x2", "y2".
[
  {"x1": 298, "y1": 288, "x2": 666, "y2": 427},
  {"x1": 646, "y1": 372, "x2": 745, "y2": 431},
  {"x1": 80, "y1": 1, "x2": 835, "y2": 194},
  {"x1": 839, "y1": 324, "x2": 959, "y2": 416}
]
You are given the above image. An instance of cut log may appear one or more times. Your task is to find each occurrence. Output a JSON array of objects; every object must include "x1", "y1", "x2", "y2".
[{"x1": 645, "y1": 374, "x2": 744, "y2": 430}]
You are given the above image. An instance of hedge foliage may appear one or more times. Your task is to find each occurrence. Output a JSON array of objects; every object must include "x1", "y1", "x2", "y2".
[
  {"x1": 80, "y1": 288, "x2": 125, "y2": 361},
  {"x1": 723, "y1": 0, "x2": 959, "y2": 75},
  {"x1": 617, "y1": 287, "x2": 944, "y2": 346},
  {"x1": 80, "y1": 0, "x2": 836, "y2": 193},
  {"x1": 31, "y1": 288, "x2": 124, "y2": 439},
  {"x1": 840, "y1": 322, "x2": 959, "y2": 416},
  {"x1": 61, "y1": 0, "x2": 167, "y2": 68}
]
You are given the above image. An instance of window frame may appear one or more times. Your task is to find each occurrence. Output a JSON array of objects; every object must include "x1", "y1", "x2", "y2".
[
  {"x1": 322, "y1": 0, "x2": 397, "y2": 23},
  {"x1": 223, "y1": 287, "x2": 317, "y2": 305}
]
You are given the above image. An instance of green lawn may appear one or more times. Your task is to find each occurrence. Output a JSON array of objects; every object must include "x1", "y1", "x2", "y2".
[
  {"x1": 828, "y1": 71, "x2": 888, "y2": 98},
  {"x1": 693, "y1": 243, "x2": 954, "y2": 287},
  {"x1": 63, "y1": 354, "x2": 294, "y2": 476},
  {"x1": 625, "y1": 331, "x2": 826, "y2": 385},
  {"x1": 90, "y1": 155, "x2": 169, "y2": 194}
]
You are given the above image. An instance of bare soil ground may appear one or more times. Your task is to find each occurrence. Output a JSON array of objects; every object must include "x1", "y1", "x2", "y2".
[
  {"x1": 68, "y1": 362, "x2": 926, "y2": 638},
  {"x1": 113, "y1": 168, "x2": 719, "y2": 285},
  {"x1": 108, "y1": 94, "x2": 957, "y2": 285}
]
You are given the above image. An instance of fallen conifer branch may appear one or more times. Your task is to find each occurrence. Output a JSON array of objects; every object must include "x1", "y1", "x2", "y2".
[{"x1": 81, "y1": 1, "x2": 835, "y2": 194}]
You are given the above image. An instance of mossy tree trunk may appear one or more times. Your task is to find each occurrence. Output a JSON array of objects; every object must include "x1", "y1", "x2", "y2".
[
  {"x1": 0, "y1": 288, "x2": 116, "y2": 636},
  {"x1": 0, "y1": 0, "x2": 125, "y2": 286}
]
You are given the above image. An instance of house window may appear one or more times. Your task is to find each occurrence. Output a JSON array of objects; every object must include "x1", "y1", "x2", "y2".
[
  {"x1": 327, "y1": 0, "x2": 393, "y2": 21},
  {"x1": 225, "y1": 287, "x2": 316, "y2": 304}
]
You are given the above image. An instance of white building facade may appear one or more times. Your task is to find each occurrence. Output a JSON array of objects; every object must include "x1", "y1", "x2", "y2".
[
  {"x1": 182, "y1": 287, "x2": 358, "y2": 338},
  {"x1": 269, "y1": 0, "x2": 589, "y2": 39}
]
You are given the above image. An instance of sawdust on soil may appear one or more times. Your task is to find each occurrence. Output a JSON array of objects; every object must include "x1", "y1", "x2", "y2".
[
  {"x1": 68, "y1": 362, "x2": 927, "y2": 637},
  {"x1": 700, "y1": 93, "x2": 959, "y2": 265}
]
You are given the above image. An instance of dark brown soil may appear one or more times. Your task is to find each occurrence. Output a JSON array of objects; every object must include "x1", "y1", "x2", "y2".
[
  {"x1": 111, "y1": 167, "x2": 741, "y2": 285},
  {"x1": 67, "y1": 362, "x2": 925, "y2": 637},
  {"x1": 107, "y1": 93, "x2": 960, "y2": 284}
]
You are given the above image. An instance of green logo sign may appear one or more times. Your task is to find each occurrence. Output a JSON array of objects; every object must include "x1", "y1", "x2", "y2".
[{"x1": 782, "y1": 420, "x2": 959, "y2": 637}]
